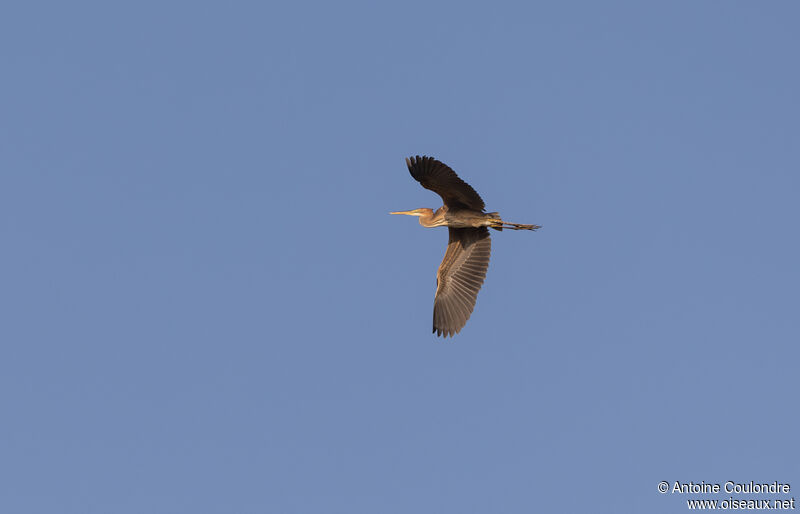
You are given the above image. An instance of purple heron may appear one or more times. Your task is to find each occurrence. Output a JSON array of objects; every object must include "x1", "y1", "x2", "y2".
[{"x1": 392, "y1": 155, "x2": 540, "y2": 337}]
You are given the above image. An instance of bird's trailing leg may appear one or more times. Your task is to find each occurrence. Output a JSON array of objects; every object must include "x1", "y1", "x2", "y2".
[
  {"x1": 500, "y1": 221, "x2": 541, "y2": 231},
  {"x1": 486, "y1": 212, "x2": 540, "y2": 231}
]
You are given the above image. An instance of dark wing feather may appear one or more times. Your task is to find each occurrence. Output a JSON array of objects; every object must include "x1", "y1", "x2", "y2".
[
  {"x1": 406, "y1": 155, "x2": 485, "y2": 211},
  {"x1": 433, "y1": 227, "x2": 491, "y2": 337}
]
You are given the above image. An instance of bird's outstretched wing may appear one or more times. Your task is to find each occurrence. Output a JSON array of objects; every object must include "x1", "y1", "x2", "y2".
[
  {"x1": 406, "y1": 155, "x2": 485, "y2": 211},
  {"x1": 433, "y1": 227, "x2": 491, "y2": 337}
]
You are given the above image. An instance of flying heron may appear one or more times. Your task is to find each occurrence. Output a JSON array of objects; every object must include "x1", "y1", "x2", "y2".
[{"x1": 392, "y1": 155, "x2": 540, "y2": 337}]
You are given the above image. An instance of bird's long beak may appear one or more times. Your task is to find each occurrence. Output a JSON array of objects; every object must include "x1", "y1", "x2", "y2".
[{"x1": 390, "y1": 210, "x2": 416, "y2": 215}]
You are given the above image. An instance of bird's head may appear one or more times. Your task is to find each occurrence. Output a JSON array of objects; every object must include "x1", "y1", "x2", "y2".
[{"x1": 389, "y1": 208, "x2": 433, "y2": 217}]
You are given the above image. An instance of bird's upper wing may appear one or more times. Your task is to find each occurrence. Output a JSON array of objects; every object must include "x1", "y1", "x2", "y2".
[
  {"x1": 433, "y1": 227, "x2": 491, "y2": 337},
  {"x1": 406, "y1": 155, "x2": 485, "y2": 211}
]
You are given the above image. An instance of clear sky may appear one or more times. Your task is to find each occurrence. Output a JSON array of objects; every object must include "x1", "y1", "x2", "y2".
[{"x1": 2, "y1": 1, "x2": 798, "y2": 513}]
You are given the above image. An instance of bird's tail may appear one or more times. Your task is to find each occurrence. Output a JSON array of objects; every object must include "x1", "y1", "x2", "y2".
[{"x1": 487, "y1": 212, "x2": 540, "y2": 231}]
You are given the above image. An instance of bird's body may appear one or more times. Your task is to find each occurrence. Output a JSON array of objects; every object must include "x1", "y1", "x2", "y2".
[
  {"x1": 392, "y1": 156, "x2": 539, "y2": 337},
  {"x1": 399, "y1": 206, "x2": 513, "y2": 229}
]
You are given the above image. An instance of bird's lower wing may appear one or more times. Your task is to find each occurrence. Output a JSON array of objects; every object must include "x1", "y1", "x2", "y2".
[{"x1": 433, "y1": 227, "x2": 491, "y2": 337}]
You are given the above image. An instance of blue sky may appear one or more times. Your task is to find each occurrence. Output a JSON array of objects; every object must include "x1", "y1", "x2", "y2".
[{"x1": 2, "y1": 1, "x2": 798, "y2": 513}]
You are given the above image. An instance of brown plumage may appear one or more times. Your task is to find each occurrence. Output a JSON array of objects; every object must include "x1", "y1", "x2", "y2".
[
  {"x1": 434, "y1": 227, "x2": 491, "y2": 337},
  {"x1": 392, "y1": 156, "x2": 540, "y2": 337},
  {"x1": 406, "y1": 155, "x2": 485, "y2": 211}
]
